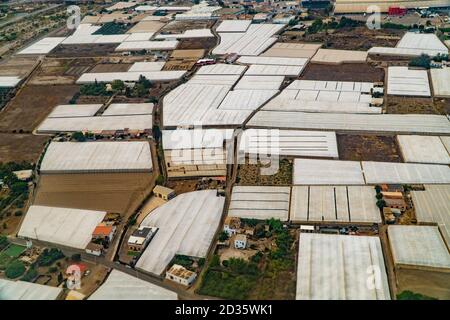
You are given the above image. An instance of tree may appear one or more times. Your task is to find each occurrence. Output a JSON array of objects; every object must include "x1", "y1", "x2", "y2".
[
  {"x1": 71, "y1": 131, "x2": 86, "y2": 142},
  {"x1": 376, "y1": 193, "x2": 384, "y2": 200},
  {"x1": 111, "y1": 80, "x2": 125, "y2": 92},
  {"x1": 374, "y1": 185, "x2": 382, "y2": 194},
  {"x1": 409, "y1": 54, "x2": 431, "y2": 69},
  {"x1": 397, "y1": 290, "x2": 436, "y2": 300},
  {"x1": 155, "y1": 175, "x2": 165, "y2": 185},
  {"x1": 5, "y1": 261, "x2": 26, "y2": 279},
  {"x1": 376, "y1": 199, "x2": 387, "y2": 209},
  {"x1": 218, "y1": 231, "x2": 229, "y2": 242}
]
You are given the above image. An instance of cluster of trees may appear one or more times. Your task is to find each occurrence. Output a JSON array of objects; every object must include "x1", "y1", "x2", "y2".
[
  {"x1": 0, "y1": 162, "x2": 32, "y2": 213},
  {"x1": 374, "y1": 185, "x2": 386, "y2": 209},
  {"x1": 172, "y1": 255, "x2": 194, "y2": 269},
  {"x1": 307, "y1": 17, "x2": 362, "y2": 34},
  {"x1": 80, "y1": 82, "x2": 111, "y2": 96},
  {"x1": 93, "y1": 22, "x2": 128, "y2": 35},
  {"x1": 36, "y1": 248, "x2": 65, "y2": 267},
  {"x1": 409, "y1": 54, "x2": 432, "y2": 69}
]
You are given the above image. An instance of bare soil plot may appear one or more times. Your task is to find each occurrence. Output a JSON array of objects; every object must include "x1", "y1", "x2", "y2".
[
  {"x1": 301, "y1": 63, "x2": 384, "y2": 82},
  {"x1": 75, "y1": 95, "x2": 110, "y2": 105},
  {"x1": 48, "y1": 44, "x2": 119, "y2": 58},
  {"x1": 386, "y1": 96, "x2": 449, "y2": 115},
  {"x1": 29, "y1": 58, "x2": 97, "y2": 85},
  {"x1": 178, "y1": 37, "x2": 217, "y2": 51},
  {"x1": 35, "y1": 172, "x2": 154, "y2": 215},
  {"x1": 396, "y1": 268, "x2": 450, "y2": 300},
  {"x1": 237, "y1": 159, "x2": 293, "y2": 186},
  {"x1": 90, "y1": 63, "x2": 132, "y2": 73},
  {"x1": 160, "y1": 20, "x2": 214, "y2": 33},
  {"x1": 298, "y1": 27, "x2": 404, "y2": 51},
  {"x1": 337, "y1": 134, "x2": 402, "y2": 163},
  {"x1": 0, "y1": 56, "x2": 38, "y2": 77},
  {"x1": 166, "y1": 179, "x2": 198, "y2": 195},
  {"x1": 0, "y1": 85, "x2": 79, "y2": 133},
  {"x1": 0, "y1": 133, "x2": 49, "y2": 164}
]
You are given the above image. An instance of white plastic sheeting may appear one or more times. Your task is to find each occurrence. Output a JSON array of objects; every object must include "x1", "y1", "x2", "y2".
[{"x1": 387, "y1": 66, "x2": 431, "y2": 97}]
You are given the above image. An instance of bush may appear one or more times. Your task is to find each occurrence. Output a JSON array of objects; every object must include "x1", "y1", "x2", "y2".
[
  {"x1": 409, "y1": 54, "x2": 431, "y2": 69},
  {"x1": 71, "y1": 254, "x2": 81, "y2": 262},
  {"x1": 14, "y1": 210, "x2": 23, "y2": 216},
  {"x1": 21, "y1": 267, "x2": 38, "y2": 282},
  {"x1": 155, "y1": 175, "x2": 165, "y2": 185},
  {"x1": 5, "y1": 260, "x2": 26, "y2": 279},
  {"x1": 71, "y1": 131, "x2": 86, "y2": 142},
  {"x1": 218, "y1": 231, "x2": 229, "y2": 242},
  {"x1": 172, "y1": 255, "x2": 193, "y2": 269},
  {"x1": 376, "y1": 199, "x2": 387, "y2": 209},
  {"x1": 37, "y1": 248, "x2": 65, "y2": 267},
  {"x1": 397, "y1": 291, "x2": 437, "y2": 300}
]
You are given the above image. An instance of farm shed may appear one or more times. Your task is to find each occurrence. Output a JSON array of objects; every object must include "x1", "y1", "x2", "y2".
[
  {"x1": 102, "y1": 103, "x2": 154, "y2": 116},
  {"x1": 388, "y1": 225, "x2": 450, "y2": 270},
  {"x1": 290, "y1": 186, "x2": 381, "y2": 223},
  {"x1": 0, "y1": 279, "x2": 62, "y2": 300},
  {"x1": 387, "y1": 67, "x2": 431, "y2": 97},
  {"x1": 36, "y1": 114, "x2": 153, "y2": 133},
  {"x1": 296, "y1": 233, "x2": 390, "y2": 300},
  {"x1": 18, "y1": 37, "x2": 66, "y2": 55},
  {"x1": 238, "y1": 129, "x2": 338, "y2": 159},
  {"x1": 18, "y1": 205, "x2": 106, "y2": 249},
  {"x1": 162, "y1": 129, "x2": 232, "y2": 178},
  {"x1": 40, "y1": 141, "x2": 152, "y2": 174},
  {"x1": 362, "y1": 161, "x2": 450, "y2": 184},
  {"x1": 411, "y1": 185, "x2": 450, "y2": 246},
  {"x1": 397, "y1": 135, "x2": 450, "y2": 164},
  {"x1": 293, "y1": 159, "x2": 365, "y2": 185},
  {"x1": 247, "y1": 112, "x2": 450, "y2": 135},
  {"x1": 228, "y1": 186, "x2": 291, "y2": 221},
  {"x1": 89, "y1": 270, "x2": 177, "y2": 300},
  {"x1": 136, "y1": 190, "x2": 225, "y2": 275},
  {"x1": 47, "y1": 104, "x2": 103, "y2": 118}
]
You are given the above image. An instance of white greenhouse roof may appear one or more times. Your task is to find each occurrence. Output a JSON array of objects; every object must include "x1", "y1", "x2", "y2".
[
  {"x1": 218, "y1": 89, "x2": 278, "y2": 110},
  {"x1": 290, "y1": 186, "x2": 381, "y2": 223},
  {"x1": 430, "y1": 68, "x2": 450, "y2": 98},
  {"x1": 115, "y1": 40, "x2": 179, "y2": 51},
  {"x1": 411, "y1": 185, "x2": 450, "y2": 246},
  {"x1": 293, "y1": 159, "x2": 365, "y2": 185},
  {"x1": 128, "y1": 62, "x2": 165, "y2": 72},
  {"x1": 261, "y1": 42, "x2": 321, "y2": 59},
  {"x1": 296, "y1": 233, "x2": 390, "y2": 300},
  {"x1": 213, "y1": 24, "x2": 284, "y2": 56},
  {"x1": 237, "y1": 56, "x2": 309, "y2": 66},
  {"x1": 162, "y1": 128, "x2": 233, "y2": 150},
  {"x1": 89, "y1": 270, "x2": 177, "y2": 300},
  {"x1": 362, "y1": 161, "x2": 450, "y2": 184},
  {"x1": 18, "y1": 37, "x2": 66, "y2": 55},
  {"x1": 234, "y1": 76, "x2": 284, "y2": 90},
  {"x1": 196, "y1": 63, "x2": 246, "y2": 75},
  {"x1": 228, "y1": 186, "x2": 291, "y2": 221},
  {"x1": 124, "y1": 33, "x2": 155, "y2": 42},
  {"x1": 387, "y1": 67, "x2": 430, "y2": 97},
  {"x1": 0, "y1": 279, "x2": 62, "y2": 300},
  {"x1": 388, "y1": 225, "x2": 450, "y2": 269},
  {"x1": 397, "y1": 135, "x2": 450, "y2": 164},
  {"x1": 311, "y1": 49, "x2": 368, "y2": 64},
  {"x1": 216, "y1": 20, "x2": 252, "y2": 33},
  {"x1": 37, "y1": 114, "x2": 153, "y2": 133},
  {"x1": 0, "y1": 76, "x2": 21, "y2": 87},
  {"x1": 244, "y1": 64, "x2": 304, "y2": 76},
  {"x1": 76, "y1": 71, "x2": 185, "y2": 83},
  {"x1": 286, "y1": 80, "x2": 373, "y2": 93},
  {"x1": 136, "y1": 190, "x2": 225, "y2": 275},
  {"x1": 247, "y1": 112, "x2": 450, "y2": 134},
  {"x1": 102, "y1": 103, "x2": 154, "y2": 116},
  {"x1": 18, "y1": 205, "x2": 106, "y2": 249},
  {"x1": 48, "y1": 104, "x2": 103, "y2": 118},
  {"x1": 238, "y1": 129, "x2": 338, "y2": 158},
  {"x1": 155, "y1": 29, "x2": 213, "y2": 39},
  {"x1": 396, "y1": 32, "x2": 448, "y2": 55},
  {"x1": 40, "y1": 141, "x2": 153, "y2": 173}
]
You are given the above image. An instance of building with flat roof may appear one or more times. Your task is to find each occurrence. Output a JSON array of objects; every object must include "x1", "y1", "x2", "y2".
[{"x1": 165, "y1": 264, "x2": 197, "y2": 286}]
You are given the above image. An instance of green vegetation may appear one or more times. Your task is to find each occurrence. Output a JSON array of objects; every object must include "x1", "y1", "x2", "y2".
[
  {"x1": 381, "y1": 22, "x2": 409, "y2": 30},
  {"x1": 21, "y1": 267, "x2": 38, "y2": 282},
  {"x1": 80, "y1": 82, "x2": 111, "y2": 96},
  {"x1": 155, "y1": 174, "x2": 165, "y2": 185},
  {"x1": 5, "y1": 260, "x2": 26, "y2": 279},
  {"x1": 36, "y1": 248, "x2": 64, "y2": 267},
  {"x1": 409, "y1": 54, "x2": 431, "y2": 69},
  {"x1": 71, "y1": 131, "x2": 86, "y2": 142},
  {"x1": 397, "y1": 291, "x2": 437, "y2": 300},
  {"x1": 93, "y1": 22, "x2": 128, "y2": 35},
  {"x1": 126, "y1": 75, "x2": 153, "y2": 98},
  {"x1": 199, "y1": 219, "x2": 296, "y2": 299},
  {"x1": 0, "y1": 87, "x2": 14, "y2": 111},
  {"x1": 0, "y1": 162, "x2": 32, "y2": 214},
  {"x1": 218, "y1": 231, "x2": 229, "y2": 242},
  {"x1": 111, "y1": 80, "x2": 125, "y2": 92},
  {"x1": 307, "y1": 17, "x2": 362, "y2": 35},
  {"x1": 172, "y1": 255, "x2": 194, "y2": 269},
  {"x1": 3, "y1": 244, "x2": 26, "y2": 258},
  {"x1": 70, "y1": 253, "x2": 81, "y2": 262},
  {"x1": 0, "y1": 234, "x2": 8, "y2": 250}
]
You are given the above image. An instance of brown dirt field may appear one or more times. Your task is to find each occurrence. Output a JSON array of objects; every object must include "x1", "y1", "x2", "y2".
[
  {"x1": 166, "y1": 179, "x2": 198, "y2": 195},
  {"x1": 29, "y1": 58, "x2": 97, "y2": 85},
  {"x1": 0, "y1": 85, "x2": 79, "y2": 133},
  {"x1": 111, "y1": 96, "x2": 147, "y2": 104},
  {"x1": 237, "y1": 159, "x2": 293, "y2": 186},
  {"x1": 396, "y1": 268, "x2": 450, "y2": 300},
  {"x1": 337, "y1": 134, "x2": 402, "y2": 162},
  {"x1": 0, "y1": 56, "x2": 38, "y2": 77},
  {"x1": 386, "y1": 96, "x2": 450, "y2": 115},
  {"x1": 35, "y1": 172, "x2": 154, "y2": 215},
  {"x1": 301, "y1": 63, "x2": 385, "y2": 82},
  {"x1": 90, "y1": 63, "x2": 132, "y2": 73},
  {"x1": 178, "y1": 37, "x2": 217, "y2": 51},
  {"x1": 163, "y1": 60, "x2": 196, "y2": 71},
  {"x1": 298, "y1": 27, "x2": 405, "y2": 51},
  {"x1": 75, "y1": 95, "x2": 111, "y2": 105},
  {"x1": 0, "y1": 133, "x2": 49, "y2": 164},
  {"x1": 48, "y1": 44, "x2": 119, "y2": 58},
  {"x1": 161, "y1": 20, "x2": 214, "y2": 33}
]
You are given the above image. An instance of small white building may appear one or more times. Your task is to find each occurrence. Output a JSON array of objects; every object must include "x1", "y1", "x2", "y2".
[
  {"x1": 234, "y1": 234, "x2": 247, "y2": 249},
  {"x1": 165, "y1": 264, "x2": 197, "y2": 287},
  {"x1": 223, "y1": 216, "x2": 241, "y2": 236},
  {"x1": 85, "y1": 242, "x2": 103, "y2": 257}
]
